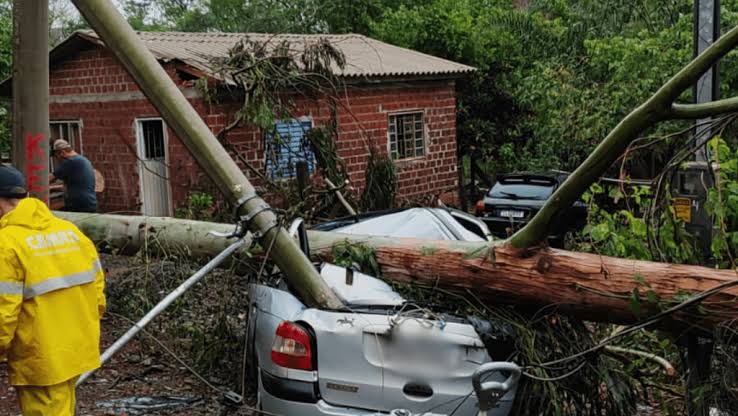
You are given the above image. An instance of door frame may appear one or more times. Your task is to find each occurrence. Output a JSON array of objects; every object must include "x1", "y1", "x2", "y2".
[{"x1": 134, "y1": 117, "x2": 173, "y2": 216}]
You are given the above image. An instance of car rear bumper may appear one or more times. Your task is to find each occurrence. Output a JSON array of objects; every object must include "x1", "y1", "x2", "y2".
[
  {"x1": 259, "y1": 371, "x2": 515, "y2": 416},
  {"x1": 260, "y1": 372, "x2": 389, "y2": 416}
]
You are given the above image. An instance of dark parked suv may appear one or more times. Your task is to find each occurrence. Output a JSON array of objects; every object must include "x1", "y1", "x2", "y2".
[{"x1": 475, "y1": 172, "x2": 587, "y2": 240}]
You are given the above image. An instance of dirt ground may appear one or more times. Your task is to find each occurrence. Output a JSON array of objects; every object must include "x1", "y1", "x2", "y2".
[
  {"x1": 1, "y1": 332, "x2": 256, "y2": 415},
  {"x1": 0, "y1": 254, "x2": 257, "y2": 416}
]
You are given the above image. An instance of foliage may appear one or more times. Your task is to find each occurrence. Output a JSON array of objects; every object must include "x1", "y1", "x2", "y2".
[
  {"x1": 214, "y1": 36, "x2": 345, "y2": 131},
  {"x1": 371, "y1": 0, "x2": 738, "y2": 183},
  {"x1": 121, "y1": 0, "x2": 168, "y2": 31},
  {"x1": 575, "y1": 137, "x2": 738, "y2": 267},
  {"x1": 330, "y1": 240, "x2": 381, "y2": 277},
  {"x1": 0, "y1": 0, "x2": 11, "y2": 156},
  {"x1": 206, "y1": 34, "x2": 364, "y2": 218},
  {"x1": 0, "y1": 0, "x2": 10, "y2": 77},
  {"x1": 510, "y1": 318, "x2": 638, "y2": 416},
  {"x1": 122, "y1": 0, "x2": 425, "y2": 34},
  {"x1": 105, "y1": 254, "x2": 248, "y2": 383},
  {"x1": 705, "y1": 137, "x2": 738, "y2": 267},
  {"x1": 571, "y1": 139, "x2": 738, "y2": 413},
  {"x1": 306, "y1": 125, "x2": 347, "y2": 187},
  {"x1": 175, "y1": 191, "x2": 215, "y2": 221},
  {"x1": 576, "y1": 183, "x2": 700, "y2": 264},
  {"x1": 49, "y1": 0, "x2": 88, "y2": 43},
  {"x1": 360, "y1": 150, "x2": 397, "y2": 211}
]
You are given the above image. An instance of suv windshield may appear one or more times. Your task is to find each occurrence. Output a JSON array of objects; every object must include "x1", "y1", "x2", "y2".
[{"x1": 489, "y1": 181, "x2": 555, "y2": 200}]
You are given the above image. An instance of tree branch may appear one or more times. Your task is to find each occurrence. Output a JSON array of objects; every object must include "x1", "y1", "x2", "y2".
[
  {"x1": 509, "y1": 23, "x2": 738, "y2": 248},
  {"x1": 670, "y1": 97, "x2": 738, "y2": 119},
  {"x1": 604, "y1": 345, "x2": 677, "y2": 377}
]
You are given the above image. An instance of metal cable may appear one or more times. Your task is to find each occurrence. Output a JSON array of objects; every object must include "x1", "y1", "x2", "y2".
[{"x1": 523, "y1": 360, "x2": 588, "y2": 382}]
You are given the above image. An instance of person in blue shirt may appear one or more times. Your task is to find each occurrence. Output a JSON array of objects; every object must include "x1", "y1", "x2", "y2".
[{"x1": 50, "y1": 139, "x2": 98, "y2": 212}]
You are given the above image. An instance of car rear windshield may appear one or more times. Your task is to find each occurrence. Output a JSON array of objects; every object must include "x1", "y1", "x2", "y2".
[{"x1": 489, "y1": 180, "x2": 555, "y2": 200}]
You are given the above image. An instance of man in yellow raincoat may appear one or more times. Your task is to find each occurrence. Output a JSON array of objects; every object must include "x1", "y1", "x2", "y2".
[{"x1": 0, "y1": 164, "x2": 105, "y2": 415}]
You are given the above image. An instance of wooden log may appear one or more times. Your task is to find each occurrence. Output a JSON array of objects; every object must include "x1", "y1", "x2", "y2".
[{"x1": 58, "y1": 212, "x2": 738, "y2": 329}]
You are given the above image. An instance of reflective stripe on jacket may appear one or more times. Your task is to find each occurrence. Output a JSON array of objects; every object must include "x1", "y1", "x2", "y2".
[{"x1": 0, "y1": 198, "x2": 105, "y2": 386}]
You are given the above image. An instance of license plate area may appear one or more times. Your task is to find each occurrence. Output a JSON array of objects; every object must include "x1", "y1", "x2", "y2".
[{"x1": 499, "y1": 209, "x2": 525, "y2": 218}]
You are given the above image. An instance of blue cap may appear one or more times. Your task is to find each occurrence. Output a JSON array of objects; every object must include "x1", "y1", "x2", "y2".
[{"x1": 0, "y1": 164, "x2": 28, "y2": 198}]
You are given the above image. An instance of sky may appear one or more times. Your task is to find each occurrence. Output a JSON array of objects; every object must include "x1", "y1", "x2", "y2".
[{"x1": 52, "y1": 0, "x2": 127, "y2": 27}]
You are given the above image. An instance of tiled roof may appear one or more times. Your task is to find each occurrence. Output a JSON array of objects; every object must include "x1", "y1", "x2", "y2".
[{"x1": 78, "y1": 30, "x2": 475, "y2": 80}]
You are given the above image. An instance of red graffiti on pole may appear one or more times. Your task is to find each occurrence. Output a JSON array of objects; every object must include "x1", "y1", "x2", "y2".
[{"x1": 24, "y1": 133, "x2": 47, "y2": 194}]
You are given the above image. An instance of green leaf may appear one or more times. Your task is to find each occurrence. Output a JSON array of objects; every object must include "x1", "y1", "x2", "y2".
[
  {"x1": 646, "y1": 289, "x2": 660, "y2": 304},
  {"x1": 590, "y1": 223, "x2": 610, "y2": 242},
  {"x1": 629, "y1": 288, "x2": 642, "y2": 318}
]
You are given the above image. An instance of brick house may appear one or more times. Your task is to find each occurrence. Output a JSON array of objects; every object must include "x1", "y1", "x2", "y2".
[{"x1": 1, "y1": 31, "x2": 473, "y2": 215}]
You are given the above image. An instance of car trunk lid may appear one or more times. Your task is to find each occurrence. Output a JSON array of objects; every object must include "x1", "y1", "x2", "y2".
[
  {"x1": 304, "y1": 307, "x2": 495, "y2": 413},
  {"x1": 364, "y1": 318, "x2": 493, "y2": 413}
]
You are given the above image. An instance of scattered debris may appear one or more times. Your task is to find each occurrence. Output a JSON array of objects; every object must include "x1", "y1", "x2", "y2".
[{"x1": 96, "y1": 396, "x2": 202, "y2": 415}]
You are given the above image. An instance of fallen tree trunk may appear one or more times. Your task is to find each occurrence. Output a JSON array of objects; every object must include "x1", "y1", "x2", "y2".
[{"x1": 58, "y1": 212, "x2": 738, "y2": 330}]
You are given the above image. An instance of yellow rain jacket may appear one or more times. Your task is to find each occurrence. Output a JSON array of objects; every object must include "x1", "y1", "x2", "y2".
[{"x1": 0, "y1": 198, "x2": 105, "y2": 386}]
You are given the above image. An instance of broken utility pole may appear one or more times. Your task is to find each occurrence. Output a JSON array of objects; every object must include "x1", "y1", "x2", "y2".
[
  {"x1": 12, "y1": 0, "x2": 49, "y2": 203},
  {"x1": 69, "y1": 0, "x2": 342, "y2": 309}
]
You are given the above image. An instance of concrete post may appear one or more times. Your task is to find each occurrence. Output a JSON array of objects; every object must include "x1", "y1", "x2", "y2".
[{"x1": 12, "y1": 0, "x2": 50, "y2": 203}]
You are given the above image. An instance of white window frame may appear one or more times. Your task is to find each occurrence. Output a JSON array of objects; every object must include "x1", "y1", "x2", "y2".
[
  {"x1": 387, "y1": 111, "x2": 426, "y2": 160},
  {"x1": 50, "y1": 119, "x2": 84, "y2": 153},
  {"x1": 49, "y1": 119, "x2": 84, "y2": 172}
]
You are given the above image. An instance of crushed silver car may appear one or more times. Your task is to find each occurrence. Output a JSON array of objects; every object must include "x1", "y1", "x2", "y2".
[{"x1": 245, "y1": 208, "x2": 516, "y2": 416}]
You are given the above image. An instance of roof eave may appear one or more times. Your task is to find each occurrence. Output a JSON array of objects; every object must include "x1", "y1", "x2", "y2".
[{"x1": 341, "y1": 70, "x2": 476, "y2": 84}]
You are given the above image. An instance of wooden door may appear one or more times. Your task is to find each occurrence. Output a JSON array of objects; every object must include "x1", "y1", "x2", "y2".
[{"x1": 136, "y1": 118, "x2": 172, "y2": 216}]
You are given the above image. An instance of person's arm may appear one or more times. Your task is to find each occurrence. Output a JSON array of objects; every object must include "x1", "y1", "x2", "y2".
[
  {"x1": 0, "y1": 246, "x2": 24, "y2": 360},
  {"x1": 52, "y1": 159, "x2": 68, "y2": 183}
]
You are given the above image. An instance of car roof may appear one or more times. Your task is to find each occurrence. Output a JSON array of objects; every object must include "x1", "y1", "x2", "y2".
[{"x1": 312, "y1": 207, "x2": 488, "y2": 241}]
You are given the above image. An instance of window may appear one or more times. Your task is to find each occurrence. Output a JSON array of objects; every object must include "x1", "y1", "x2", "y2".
[
  {"x1": 489, "y1": 182, "x2": 555, "y2": 201},
  {"x1": 389, "y1": 112, "x2": 424, "y2": 160},
  {"x1": 139, "y1": 119, "x2": 166, "y2": 160},
  {"x1": 50, "y1": 120, "x2": 82, "y2": 171},
  {"x1": 265, "y1": 118, "x2": 315, "y2": 179},
  {"x1": 50, "y1": 120, "x2": 82, "y2": 151}
]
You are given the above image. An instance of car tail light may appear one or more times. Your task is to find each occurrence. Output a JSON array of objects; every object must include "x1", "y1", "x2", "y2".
[
  {"x1": 271, "y1": 321, "x2": 313, "y2": 371},
  {"x1": 475, "y1": 200, "x2": 485, "y2": 215}
]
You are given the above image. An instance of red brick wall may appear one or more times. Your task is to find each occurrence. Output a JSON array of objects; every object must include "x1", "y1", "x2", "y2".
[{"x1": 48, "y1": 44, "x2": 459, "y2": 213}]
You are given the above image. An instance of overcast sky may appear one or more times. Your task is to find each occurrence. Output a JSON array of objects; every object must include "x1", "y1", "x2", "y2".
[{"x1": 53, "y1": 0, "x2": 127, "y2": 27}]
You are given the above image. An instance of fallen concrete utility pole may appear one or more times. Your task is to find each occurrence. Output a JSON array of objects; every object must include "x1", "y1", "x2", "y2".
[
  {"x1": 70, "y1": 0, "x2": 341, "y2": 309},
  {"x1": 12, "y1": 0, "x2": 50, "y2": 202},
  {"x1": 58, "y1": 211, "x2": 738, "y2": 331}
]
